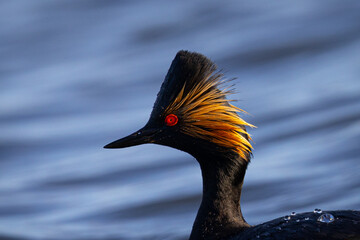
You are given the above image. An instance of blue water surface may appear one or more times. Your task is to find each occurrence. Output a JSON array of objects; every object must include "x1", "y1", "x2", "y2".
[{"x1": 1, "y1": 1, "x2": 360, "y2": 239}]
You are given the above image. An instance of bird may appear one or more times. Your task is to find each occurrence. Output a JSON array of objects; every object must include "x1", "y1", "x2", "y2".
[{"x1": 104, "y1": 50, "x2": 360, "y2": 240}]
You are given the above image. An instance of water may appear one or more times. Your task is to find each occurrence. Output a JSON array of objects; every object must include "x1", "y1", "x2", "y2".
[
  {"x1": 313, "y1": 208, "x2": 322, "y2": 214},
  {"x1": 1, "y1": 1, "x2": 360, "y2": 239},
  {"x1": 317, "y1": 213, "x2": 335, "y2": 223},
  {"x1": 283, "y1": 216, "x2": 291, "y2": 221}
]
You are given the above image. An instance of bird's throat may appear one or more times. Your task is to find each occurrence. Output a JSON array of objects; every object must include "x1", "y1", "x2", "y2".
[{"x1": 189, "y1": 153, "x2": 250, "y2": 240}]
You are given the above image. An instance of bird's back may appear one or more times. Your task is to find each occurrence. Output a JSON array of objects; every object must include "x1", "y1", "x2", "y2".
[{"x1": 232, "y1": 210, "x2": 360, "y2": 240}]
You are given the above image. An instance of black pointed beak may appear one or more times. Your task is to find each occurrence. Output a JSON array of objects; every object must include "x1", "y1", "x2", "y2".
[{"x1": 104, "y1": 127, "x2": 160, "y2": 149}]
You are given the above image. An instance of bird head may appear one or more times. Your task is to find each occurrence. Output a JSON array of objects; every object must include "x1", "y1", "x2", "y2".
[{"x1": 104, "y1": 51, "x2": 254, "y2": 162}]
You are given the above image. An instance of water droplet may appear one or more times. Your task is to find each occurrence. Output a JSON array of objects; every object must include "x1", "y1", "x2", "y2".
[
  {"x1": 291, "y1": 211, "x2": 296, "y2": 216},
  {"x1": 305, "y1": 217, "x2": 310, "y2": 221},
  {"x1": 317, "y1": 213, "x2": 335, "y2": 223},
  {"x1": 313, "y1": 208, "x2": 322, "y2": 214},
  {"x1": 137, "y1": 131, "x2": 142, "y2": 135},
  {"x1": 256, "y1": 235, "x2": 260, "y2": 239},
  {"x1": 296, "y1": 219, "x2": 300, "y2": 222},
  {"x1": 276, "y1": 226, "x2": 282, "y2": 230},
  {"x1": 283, "y1": 215, "x2": 291, "y2": 220}
]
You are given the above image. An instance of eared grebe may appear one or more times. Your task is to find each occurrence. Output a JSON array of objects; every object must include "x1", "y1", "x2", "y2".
[{"x1": 104, "y1": 51, "x2": 360, "y2": 240}]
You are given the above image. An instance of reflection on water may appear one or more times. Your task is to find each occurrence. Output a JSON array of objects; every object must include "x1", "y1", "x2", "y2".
[{"x1": 1, "y1": 1, "x2": 360, "y2": 239}]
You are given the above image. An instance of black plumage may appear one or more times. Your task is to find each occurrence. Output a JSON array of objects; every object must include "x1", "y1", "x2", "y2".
[{"x1": 236, "y1": 210, "x2": 360, "y2": 240}]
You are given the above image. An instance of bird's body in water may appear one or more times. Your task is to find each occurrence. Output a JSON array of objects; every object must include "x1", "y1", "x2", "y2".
[{"x1": 105, "y1": 50, "x2": 360, "y2": 240}]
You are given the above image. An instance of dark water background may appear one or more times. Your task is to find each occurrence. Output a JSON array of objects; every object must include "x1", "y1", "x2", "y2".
[{"x1": 1, "y1": 1, "x2": 360, "y2": 239}]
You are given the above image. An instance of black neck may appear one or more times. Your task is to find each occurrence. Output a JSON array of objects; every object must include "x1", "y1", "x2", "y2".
[{"x1": 189, "y1": 152, "x2": 250, "y2": 240}]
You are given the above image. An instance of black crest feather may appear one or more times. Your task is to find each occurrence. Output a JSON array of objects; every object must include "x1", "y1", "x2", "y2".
[{"x1": 151, "y1": 50, "x2": 216, "y2": 118}]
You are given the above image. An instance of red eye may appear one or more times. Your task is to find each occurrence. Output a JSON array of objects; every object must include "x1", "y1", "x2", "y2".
[{"x1": 165, "y1": 114, "x2": 178, "y2": 126}]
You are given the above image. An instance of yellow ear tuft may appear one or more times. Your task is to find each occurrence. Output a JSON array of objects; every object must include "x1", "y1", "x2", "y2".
[{"x1": 164, "y1": 73, "x2": 255, "y2": 160}]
